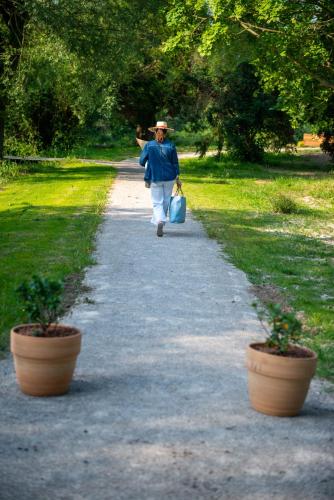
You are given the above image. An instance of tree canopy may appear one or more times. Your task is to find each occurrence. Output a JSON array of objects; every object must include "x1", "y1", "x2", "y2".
[
  {"x1": 1, "y1": 1, "x2": 334, "y2": 159},
  {"x1": 165, "y1": 1, "x2": 334, "y2": 126}
]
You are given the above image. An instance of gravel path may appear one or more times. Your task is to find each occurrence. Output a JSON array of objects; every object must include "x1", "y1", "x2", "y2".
[{"x1": 1, "y1": 158, "x2": 333, "y2": 500}]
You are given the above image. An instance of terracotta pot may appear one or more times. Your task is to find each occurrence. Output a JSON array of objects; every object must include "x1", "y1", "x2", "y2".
[
  {"x1": 11, "y1": 324, "x2": 81, "y2": 397},
  {"x1": 246, "y1": 343, "x2": 317, "y2": 417}
]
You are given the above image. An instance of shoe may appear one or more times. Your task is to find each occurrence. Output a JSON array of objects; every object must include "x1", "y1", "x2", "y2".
[{"x1": 157, "y1": 222, "x2": 163, "y2": 237}]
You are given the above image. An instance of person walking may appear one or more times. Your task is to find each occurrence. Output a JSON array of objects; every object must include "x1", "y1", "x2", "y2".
[{"x1": 139, "y1": 121, "x2": 181, "y2": 237}]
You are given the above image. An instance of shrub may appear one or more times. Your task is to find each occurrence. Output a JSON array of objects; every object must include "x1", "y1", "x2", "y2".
[
  {"x1": 0, "y1": 160, "x2": 42, "y2": 182},
  {"x1": 266, "y1": 304, "x2": 303, "y2": 354},
  {"x1": 194, "y1": 137, "x2": 210, "y2": 158},
  {"x1": 16, "y1": 276, "x2": 64, "y2": 336},
  {"x1": 254, "y1": 303, "x2": 303, "y2": 354},
  {"x1": 320, "y1": 130, "x2": 334, "y2": 160},
  {"x1": 207, "y1": 63, "x2": 294, "y2": 163},
  {"x1": 4, "y1": 135, "x2": 40, "y2": 157},
  {"x1": 0, "y1": 160, "x2": 21, "y2": 181},
  {"x1": 272, "y1": 194, "x2": 298, "y2": 214}
]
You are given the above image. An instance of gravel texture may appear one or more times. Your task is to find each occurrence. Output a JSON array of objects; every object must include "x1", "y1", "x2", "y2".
[{"x1": 0, "y1": 158, "x2": 333, "y2": 500}]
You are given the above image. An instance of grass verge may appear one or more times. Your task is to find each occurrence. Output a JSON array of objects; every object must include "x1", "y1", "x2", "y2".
[
  {"x1": 43, "y1": 144, "x2": 139, "y2": 161},
  {"x1": 181, "y1": 153, "x2": 334, "y2": 381},
  {"x1": 0, "y1": 159, "x2": 116, "y2": 349}
]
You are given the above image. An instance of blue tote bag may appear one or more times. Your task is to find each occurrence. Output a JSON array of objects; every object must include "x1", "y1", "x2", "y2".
[{"x1": 169, "y1": 187, "x2": 186, "y2": 223}]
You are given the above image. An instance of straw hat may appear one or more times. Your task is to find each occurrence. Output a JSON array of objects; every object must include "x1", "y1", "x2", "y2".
[{"x1": 148, "y1": 121, "x2": 174, "y2": 132}]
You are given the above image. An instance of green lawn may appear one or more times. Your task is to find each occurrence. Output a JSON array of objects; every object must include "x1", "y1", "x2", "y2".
[
  {"x1": 63, "y1": 145, "x2": 139, "y2": 161},
  {"x1": 0, "y1": 160, "x2": 116, "y2": 349},
  {"x1": 181, "y1": 154, "x2": 334, "y2": 381}
]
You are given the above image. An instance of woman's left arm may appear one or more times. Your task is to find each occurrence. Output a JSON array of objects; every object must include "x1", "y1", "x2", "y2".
[{"x1": 139, "y1": 143, "x2": 149, "y2": 167}]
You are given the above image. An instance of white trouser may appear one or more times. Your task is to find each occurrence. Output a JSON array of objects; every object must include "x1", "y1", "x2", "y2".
[{"x1": 150, "y1": 179, "x2": 175, "y2": 225}]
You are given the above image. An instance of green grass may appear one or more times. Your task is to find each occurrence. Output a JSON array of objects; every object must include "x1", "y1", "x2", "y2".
[
  {"x1": 42, "y1": 144, "x2": 139, "y2": 161},
  {"x1": 67, "y1": 145, "x2": 139, "y2": 161},
  {"x1": 181, "y1": 154, "x2": 334, "y2": 381},
  {"x1": 0, "y1": 159, "x2": 116, "y2": 349}
]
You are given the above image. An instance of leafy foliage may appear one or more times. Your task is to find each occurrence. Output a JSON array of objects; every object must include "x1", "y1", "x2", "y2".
[
  {"x1": 318, "y1": 94, "x2": 334, "y2": 160},
  {"x1": 1, "y1": 1, "x2": 179, "y2": 155},
  {"x1": 165, "y1": 0, "x2": 334, "y2": 138},
  {"x1": 264, "y1": 304, "x2": 303, "y2": 354},
  {"x1": 321, "y1": 132, "x2": 334, "y2": 160},
  {"x1": 2, "y1": 1, "x2": 334, "y2": 159},
  {"x1": 194, "y1": 137, "x2": 211, "y2": 158},
  {"x1": 16, "y1": 276, "x2": 64, "y2": 335},
  {"x1": 207, "y1": 62, "x2": 294, "y2": 161}
]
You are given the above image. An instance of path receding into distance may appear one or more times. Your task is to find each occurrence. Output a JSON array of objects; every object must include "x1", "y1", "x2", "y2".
[{"x1": 1, "y1": 157, "x2": 333, "y2": 500}]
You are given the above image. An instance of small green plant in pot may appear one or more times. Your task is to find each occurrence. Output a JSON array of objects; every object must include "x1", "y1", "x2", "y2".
[
  {"x1": 257, "y1": 303, "x2": 304, "y2": 356},
  {"x1": 11, "y1": 275, "x2": 82, "y2": 397},
  {"x1": 17, "y1": 275, "x2": 64, "y2": 336},
  {"x1": 247, "y1": 303, "x2": 317, "y2": 416}
]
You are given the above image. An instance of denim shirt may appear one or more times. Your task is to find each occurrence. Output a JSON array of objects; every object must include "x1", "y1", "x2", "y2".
[{"x1": 139, "y1": 139, "x2": 179, "y2": 183}]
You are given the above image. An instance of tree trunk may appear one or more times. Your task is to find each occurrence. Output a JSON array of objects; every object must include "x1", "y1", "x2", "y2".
[
  {"x1": 0, "y1": 56, "x2": 5, "y2": 159},
  {"x1": 0, "y1": 0, "x2": 29, "y2": 160},
  {"x1": 0, "y1": 102, "x2": 5, "y2": 160}
]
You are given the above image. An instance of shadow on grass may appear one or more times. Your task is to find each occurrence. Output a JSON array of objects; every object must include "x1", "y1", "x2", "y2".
[
  {"x1": 7, "y1": 163, "x2": 143, "y2": 185},
  {"x1": 265, "y1": 151, "x2": 333, "y2": 172},
  {"x1": 182, "y1": 154, "x2": 334, "y2": 181},
  {"x1": 17, "y1": 164, "x2": 116, "y2": 182},
  {"x1": 194, "y1": 207, "x2": 334, "y2": 264},
  {"x1": 41, "y1": 145, "x2": 139, "y2": 161}
]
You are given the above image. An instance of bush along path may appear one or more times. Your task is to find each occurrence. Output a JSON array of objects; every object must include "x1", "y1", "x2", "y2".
[{"x1": 0, "y1": 158, "x2": 333, "y2": 500}]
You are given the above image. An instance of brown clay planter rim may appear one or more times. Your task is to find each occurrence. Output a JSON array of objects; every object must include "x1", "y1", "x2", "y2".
[
  {"x1": 247, "y1": 342, "x2": 317, "y2": 381},
  {"x1": 11, "y1": 324, "x2": 82, "y2": 360},
  {"x1": 11, "y1": 323, "x2": 81, "y2": 341},
  {"x1": 248, "y1": 342, "x2": 317, "y2": 361}
]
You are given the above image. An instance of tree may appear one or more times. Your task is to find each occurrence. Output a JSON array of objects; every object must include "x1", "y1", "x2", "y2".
[
  {"x1": 164, "y1": 1, "x2": 334, "y2": 131},
  {"x1": 0, "y1": 0, "x2": 29, "y2": 158},
  {"x1": 206, "y1": 62, "x2": 294, "y2": 161},
  {"x1": 1, "y1": 1, "x2": 173, "y2": 157}
]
